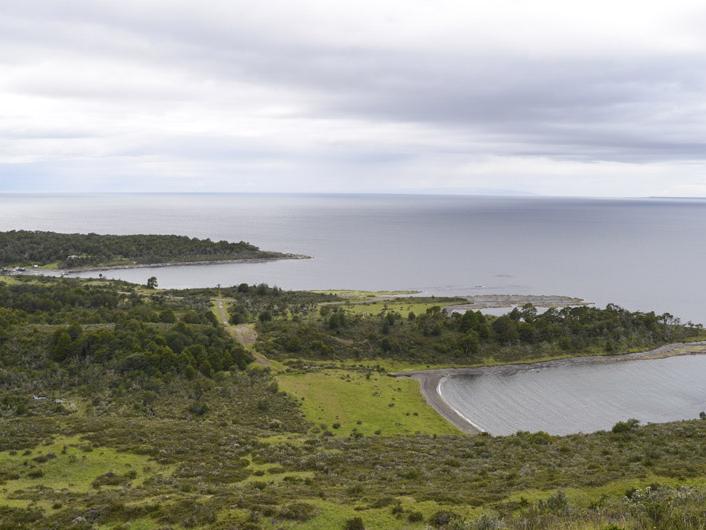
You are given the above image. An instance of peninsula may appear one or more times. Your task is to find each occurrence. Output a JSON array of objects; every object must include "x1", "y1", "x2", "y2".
[{"x1": 0, "y1": 230, "x2": 306, "y2": 271}]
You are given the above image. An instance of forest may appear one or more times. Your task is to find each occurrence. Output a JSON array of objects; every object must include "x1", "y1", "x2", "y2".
[
  {"x1": 257, "y1": 299, "x2": 702, "y2": 364},
  {"x1": 0, "y1": 230, "x2": 292, "y2": 269}
]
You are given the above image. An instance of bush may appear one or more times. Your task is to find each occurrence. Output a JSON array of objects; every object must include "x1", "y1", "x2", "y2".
[
  {"x1": 91, "y1": 471, "x2": 129, "y2": 489},
  {"x1": 344, "y1": 517, "x2": 365, "y2": 530},
  {"x1": 612, "y1": 418, "x2": 640, "y2": 434},
  {"x1": 188, "y1": 402, "x2": 209, "y2": 416},
  {"x1": 279, "y1": 502, "x2": 316, "y2": 521},
  {"x1": 407, "y1": 511, "x2": 424, "y2": 522},
  {"x1": 429, "y1": 511, "x2": 460, "y2": 527}
]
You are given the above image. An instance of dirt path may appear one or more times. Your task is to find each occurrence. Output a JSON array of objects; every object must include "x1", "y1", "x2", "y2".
[
  {"x1": 232, "y1": 323, "x2": 258, "y2": 347},
  {"x1": 396, "y1": 340, "x2": 706, "y2": 435},
  {"x1": 212, "y1": 297, "x2": 271, "y2": 367}
]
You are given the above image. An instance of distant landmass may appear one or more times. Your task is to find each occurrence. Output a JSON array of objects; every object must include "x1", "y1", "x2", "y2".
[
  {"x1": 648, "y1": 196, "x2": 706, "y2": 199},
  {"x1": 0, "y1": 230, "x2": 303, "y2": 270}
]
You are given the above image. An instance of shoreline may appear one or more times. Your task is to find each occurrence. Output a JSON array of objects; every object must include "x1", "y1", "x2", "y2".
[
  {"x1": 46, "y1": 254, "x2": 311, "y2": 274},
  {"x1": 396, "y1": 340, "x2": 706, "y2": 435}
]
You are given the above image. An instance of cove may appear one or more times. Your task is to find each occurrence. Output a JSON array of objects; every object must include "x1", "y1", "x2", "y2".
[{"x1": 439, "y1": 354, "x2": 706, "y2": 435}]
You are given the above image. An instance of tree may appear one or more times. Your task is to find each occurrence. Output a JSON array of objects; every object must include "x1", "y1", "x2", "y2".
[
  {"x1": 492, "y1": 316, "x2": 519, "y2": 344},
  {"x1": 458, "y1": 330, "x2": 480, "y2": 356},
  {"x1": 146, "y1": 276, "x2": 158, "y2": 289},
  {"x1": 50, "y1": 329, "x2": 73, "y2": 361}
]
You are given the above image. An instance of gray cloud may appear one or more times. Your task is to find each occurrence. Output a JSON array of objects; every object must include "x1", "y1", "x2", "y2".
[{"x1": 1, "y1": 0, "x2": 706, "y2": 195}]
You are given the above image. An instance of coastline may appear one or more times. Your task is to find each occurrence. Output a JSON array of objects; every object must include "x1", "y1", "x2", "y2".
[
  {"x1": 397, "y1": 340, "x2": 706, "y2": 435},
  {"x1": 408, "y1": 372, "x2": 483, "y2": 434},
  {"x1": 53, "y1": 254, "x2": 311, "y2": 274}
]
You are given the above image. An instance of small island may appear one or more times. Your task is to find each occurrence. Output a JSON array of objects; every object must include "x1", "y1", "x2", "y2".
[{"x1": 0, "y1": 230, "x2": 306, "y2": 271}]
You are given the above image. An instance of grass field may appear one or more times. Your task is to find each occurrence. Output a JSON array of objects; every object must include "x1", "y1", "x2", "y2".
[
  {"x1": 0, "y1": 435, "x2": 171, "y2": 507},
  {"x1": 337, "y1": 299, "x2": 457, "y2": 316},
  {"x1": 277, "y1": 369, "x2": 458, "y2": 436}
]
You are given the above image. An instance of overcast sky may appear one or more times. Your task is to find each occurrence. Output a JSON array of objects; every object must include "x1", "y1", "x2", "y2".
[{"x1": 1, "y1": 0, "x2": 706, "y2": 196}]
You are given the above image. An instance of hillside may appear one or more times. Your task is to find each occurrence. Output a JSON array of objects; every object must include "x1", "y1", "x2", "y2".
[{"x1": 2, "y1": 276, "x2": 706, "y2": 529}]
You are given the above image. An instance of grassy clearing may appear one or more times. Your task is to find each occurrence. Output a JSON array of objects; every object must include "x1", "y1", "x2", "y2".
[
  {"x1": 338, "y1": 299, "x2": 456, "y2": 316},
  {"x1": 0, "y1": 435, "x2": 171, "y2": 504},
  {"x1": 242, "y1": 457, "x2": 315, "y2": 485},
  {"x1": 504, "y1": 474, "x2": 706, "y2": 508},
  {"x1": 277, "y1": 370, "x2": 458, "y2": 436}
]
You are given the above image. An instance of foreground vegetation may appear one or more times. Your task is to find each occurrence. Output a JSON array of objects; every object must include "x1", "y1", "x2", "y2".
[
  {"x1": 2, "y1": 276, "x2": 706, "y2": 529},
  {"x1": 0, "y1": 230, "x2": 293, "y2": 269}
]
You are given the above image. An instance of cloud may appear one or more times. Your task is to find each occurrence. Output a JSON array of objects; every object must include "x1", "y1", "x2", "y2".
[{"x1": 1, "y1": 0, "x2": 706, "y2": 195}]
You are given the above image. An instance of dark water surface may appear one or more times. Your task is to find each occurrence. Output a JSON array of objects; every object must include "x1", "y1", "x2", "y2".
[
  {"x1": 1, "y1": 193, "x2": 705, "y2": 323},
  {"x1": 440, "y1": 355, "x2": 706, "y2": 435}
]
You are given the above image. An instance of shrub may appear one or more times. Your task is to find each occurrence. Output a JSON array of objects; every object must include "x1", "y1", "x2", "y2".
[
  {"x1": 188, "y1": 402, "x2": 209, "y2": 416},
  {"x1": 612, "y1": 418, "x2": 640, "y2": 434},
  {"x1": 408, "y1": 511, "x2": 424, "y2": 522},
  {"x1": 91, "y1": 471, "x2": 132, "y2": 488},
  {"x1": 279, "y1": 502, "x2": 316, "y2": 521},
  {"x1": 344, "y1": 517, "x2": 365, "y2": 530},
  {"x1": 429, "y1": 511, "x2": 460, "y2": 527}
]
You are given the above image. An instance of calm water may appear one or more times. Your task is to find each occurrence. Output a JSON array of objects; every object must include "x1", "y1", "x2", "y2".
[
  {"x1": 440, "y1": 355, "x2": 706, "y2": 435},
  {"x1": 1, "y1": 193, "x2": 705, "y2": 324}
]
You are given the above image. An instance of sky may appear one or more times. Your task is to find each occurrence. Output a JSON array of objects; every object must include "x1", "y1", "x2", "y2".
[{"x1": 1, "y1": 0, "x2": 706, "y2": 196}]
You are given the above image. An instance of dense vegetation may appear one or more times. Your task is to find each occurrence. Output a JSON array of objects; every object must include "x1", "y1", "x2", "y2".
[
  {"x1": 0, "y1": 230, "x2": 292, "y2": 269},
  {"x1": 2, "y1": 275, "x2": 706, "y2": 529},
  {"x1": 0, "y1": 278, "x2": 253, "y2": 417},
  {"x1": 258, "y1": 300, "x2": 702, "y2": 364}
]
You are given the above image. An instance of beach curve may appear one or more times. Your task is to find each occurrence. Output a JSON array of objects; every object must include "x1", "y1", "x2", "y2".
[{"x1": 396, "y1": 340, "x2": 706, "y2": 435}]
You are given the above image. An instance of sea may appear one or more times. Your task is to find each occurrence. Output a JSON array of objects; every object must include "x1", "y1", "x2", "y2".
[
  {"x1": 441, "y1": 355, "x2": 706, "y2": 435},
  {"x1": 1, "y1": 193, "x2": 704, "y2": 323},
  {"x1": 2, "y1": 192, "x2": 706, "y2": 434}
]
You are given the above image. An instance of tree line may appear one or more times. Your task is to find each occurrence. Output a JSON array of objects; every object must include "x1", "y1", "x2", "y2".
[
  {"x1": 0, "y1": 230, "x2": 282, "y2": 268},
  {"x1": 259, "y1": 301, "x2": 702, "y2": 363}
]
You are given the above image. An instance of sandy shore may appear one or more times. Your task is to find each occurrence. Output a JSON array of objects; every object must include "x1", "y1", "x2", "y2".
[
  {"x1": 408, "y1": 372, "x2": 483, "y2": 434},
  {"x1": 395, "y1": 340, "x2": 706, "y2": 435}
]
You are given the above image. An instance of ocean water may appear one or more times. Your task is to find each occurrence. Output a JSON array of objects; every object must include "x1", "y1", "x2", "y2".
[
  {"x1": 440, "y1": 355, "x2": 706, "y2": 435},
  {"x1": 1, "y1": 193, "x2": 705, "y2": 324}
]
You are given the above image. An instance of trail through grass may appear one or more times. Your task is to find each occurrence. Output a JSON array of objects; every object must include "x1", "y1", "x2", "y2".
[{"x1": 211, "y1": 297, "x2": 282, "y2": 369}]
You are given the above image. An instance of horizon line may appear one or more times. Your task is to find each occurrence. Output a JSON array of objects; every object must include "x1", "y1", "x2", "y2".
[{"x1": 0, "y1": 191, "x2": 702, "y2": 200}]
